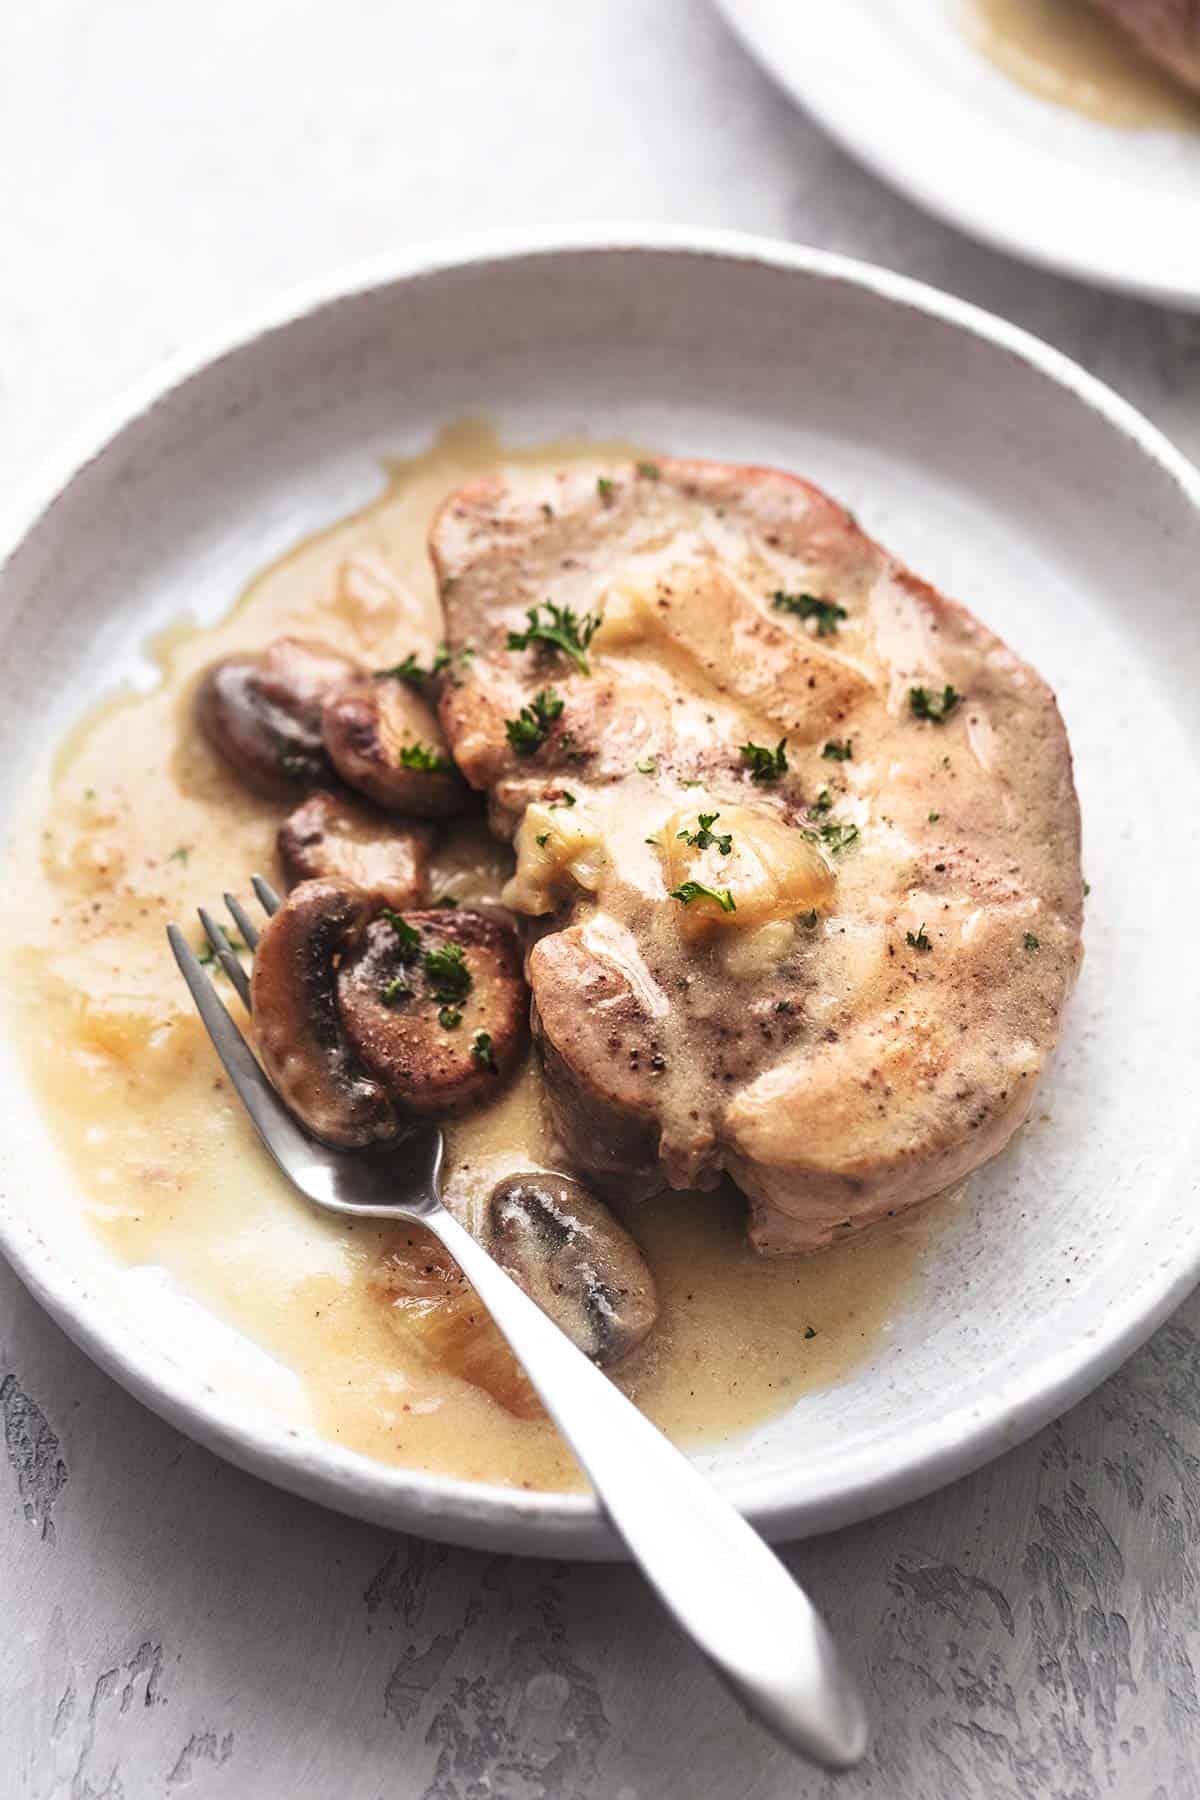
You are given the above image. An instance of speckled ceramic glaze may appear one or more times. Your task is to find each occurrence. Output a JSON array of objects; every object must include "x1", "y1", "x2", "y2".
[{"x1": 1, "y1": 230, "x2": 1197, "y2": 1557}]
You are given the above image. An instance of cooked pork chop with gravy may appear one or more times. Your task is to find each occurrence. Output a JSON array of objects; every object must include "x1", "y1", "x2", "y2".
[{"x1": 432, "y1": 458, "x2": 1083, "y2": 1253}]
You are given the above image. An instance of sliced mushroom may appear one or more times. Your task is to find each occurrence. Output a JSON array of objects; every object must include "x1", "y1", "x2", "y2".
[
  {"x1": 278, "y1": 788, "x2": 433, "y2": 909},
  {"x1": 486, "y1": 1172, "x2": 658, "y2": 1365},
  {"x1": 196, "y1": 637, "x2": 361, "y2": 798},
  {"x1": 337, "y1": 908, "x2": 527, "y2": 1114},
  {"x1": 250, "y1": 878, "x2": 398, "y2": 1147},
  {"x1": 322, "y1": 674, "x2": 469, "y2": 817}
]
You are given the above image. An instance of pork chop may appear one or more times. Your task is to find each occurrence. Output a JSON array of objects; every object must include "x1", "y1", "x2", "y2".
[{"x1": 430, "y1": 459, "x2": 1083, "y2": 1252}]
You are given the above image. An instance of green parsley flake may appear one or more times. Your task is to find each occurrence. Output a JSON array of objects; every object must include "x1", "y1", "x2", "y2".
[
  {"x1": 168, "y1": 845, "x2": 191, "y2": 865},
  {"x1": 669, "y1": 880, "x2": 736, "y2": 914},
  {"x1": 536, "y1": 832, "x2": 550, "y2": 848},
  {"x1": 381, "y1": 911, "x2": 423, "y2": 959},
  {"x1": 1024, "y1": 932, "x2": 1041, "y2": 951},
  {"x1": 909, "y1": 684, "x2": 961, "y2": 725},
  {"x1": 471, "y1": 1030, "x2": 497, "y2": 1072},
  {"x1": 906, "y1": 924, "x2": 932, "y2": 952},
  {"x1": 636, "y1": 757, "x2": 657, "y2": 774},
  {"x1": 507, "y1": 602, "x2": 599, "y2": 674},
  {"x1": 379, "y1": 976, "x2": 410, "y2": 1007},
  {"x1": 740, "y1": 738, "x2": 788, "y2": 783},
  {"x1": 636, "y1": 460, "x2": 661, "y2": 480},
  {"x1": 802, "y1": 820, "x2": 860, "y2": 854},
  {"x1": 398, "y1": 742, "x2": 452, "y2": 773},
  {"x1": 810, "y1": 788, "x2": 833, "y2": 816},
  {"x1": 504, "y1": 688, "x2": 565, "y2": 757},
  {"x1": 677, "y1": 811, "x2": 732, "y2": 856},
  {"x1": 928, "y1": 811, "x2": 940, "y2": 823},
  {"x1": 198, "y1": 933, "x2": 246, "y2": 968},
  {"x1": 596, "y1": 476, "x2": 616, "y2": 505},
  {"x1": 424, "y1": 942, "x2": 472, "y2": 1019},
  {"x1": 822, "y1": 739, "x2": 853, "y2": 762},
  {"x1": 374, "y1": 647, "x2": 451, "y2": 687},
  {"x1": 772, "y1": 591, "x2": 848, "y2": 636}
]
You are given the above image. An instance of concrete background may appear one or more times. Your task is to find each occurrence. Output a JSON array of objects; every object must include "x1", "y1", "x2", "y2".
[{"x1": 3, "y1": 4, "x2": 1199, "y2": 1794}]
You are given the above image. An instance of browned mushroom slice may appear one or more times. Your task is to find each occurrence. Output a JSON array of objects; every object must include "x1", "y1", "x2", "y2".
[
  {"x1": 278, "y1": 789, "x2": 433, "y2": 909},
  {"x1": 250, "y1": 878, "x2": 398, "y2": 1147},
  {"x1": 486, "y1": 1172, "x2": 658, "y2": 1365},
  {"x1": 321, "y1": 674, "x2": 469, "y2": 817},
  {"x1": 196, "y1": 637, "x2": 361, "y2": 798},
  {"x1": 337, "y1": 909, "x2": 527, "y2": 1114}
]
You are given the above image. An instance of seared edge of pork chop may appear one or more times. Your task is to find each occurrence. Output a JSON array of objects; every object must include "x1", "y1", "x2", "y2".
[{"x1": 429, "y1": 457, "x2": 1083, "y2": 1252}]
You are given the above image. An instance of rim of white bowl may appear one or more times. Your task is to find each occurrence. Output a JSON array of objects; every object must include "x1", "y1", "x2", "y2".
[
  {"x1": 712, "y1": 0, "x2": 1200, "y2": 311},
  {"x1": 2, "y1": 225, "x2": 1199, "y2": 1556}
]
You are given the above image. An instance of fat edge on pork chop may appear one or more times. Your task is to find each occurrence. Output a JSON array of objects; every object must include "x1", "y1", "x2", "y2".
[{"x1": 430, "y1": 457, "x2": 1083, "y2": 1254}]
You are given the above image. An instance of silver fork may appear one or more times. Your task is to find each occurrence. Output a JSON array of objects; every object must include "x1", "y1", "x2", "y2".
[{"x1": 168, "y1": 877, "x2": 869, "y2": 1771}]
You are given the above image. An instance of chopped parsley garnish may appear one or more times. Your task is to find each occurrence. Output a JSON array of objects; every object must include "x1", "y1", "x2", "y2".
[
  {"x1": 822, "y1": 739, "x2": 853, "y2": 762},
  {"x1": 424, "y1": 942, "x2": 472, "y2": 1018},
  {"x1": 740, "y1": 738, "x2": 788, "y2": 783},
  {"x1": 1024, "y1": 932, "x2": 1041, "y2": 951},
  {"x1": 804, "y1": 1326, "x2": 818, "y2": 1341},
  {"x1": 677, "y1": 811, "x2": 732, "y2": 856},
  {"x1": 504, "y1": 687, "x2": 564, "y2": 757},
  {"x1": 636, "y1": 460, "x2": 661, "y2": 480},
  {"x1": 670, "y1": 881, "x2": 736, "y2": 914},
  {"x1": 928, "y1": 811, "x2": 940, "y2": 823},
  {"x1": 541, "y1": 503, "x2": 554, "y2": 521},
  {"x1": 551, "y1": 790, "x2": 576, "y2": 809},
  {"x1": 906, "y1": 924, "x2": 931, "y2": 952},
  {"x1": 380, "y1": 911, "x2": 423, "y2": 959},
  {"x1": 168, "y1": 845, "x2": 191, "y2": 865},
  {"x1": 398, "y1": 742, "x2": 452, "y2": 773},
  {"x1": 379, "y1": 977, "x2": 410, "y2": 1007},
  {"x1": 802, "y1": 820, "x2": 860, "y2": 854},
  {"x1": 374, "y1": 647, "x2": 451, "y2": 687},
  {"x1": 471, "y1": 1030, "x2": 497, "y2": 1072},
  {"x1": 198, "y1": 934, "x2": 246, "y2": 968},
  {"x1": 772, "y1": 591, "x2": 847, "y2": 636},
  {"x1": 810, "y1": 788, "x2": 833, "y2": 816},
  {"x1": 635, "y1": 757, "x2": 657, "y2": 774},
  {"x1": 507, "y1": 601, "x2": 599, "y2": 674},
  {"x1": 909, "y1": 684, "x2": 961, "y2": 724},
  {"x1": 596, "y1": 476, "x2": 616, "y2": 505},
  {"x1": 536, "y1": 832, "x2": 550, "y2": 847}
]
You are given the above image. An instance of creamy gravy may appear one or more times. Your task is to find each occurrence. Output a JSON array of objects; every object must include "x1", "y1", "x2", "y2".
[
  {"x1": 3, "y1": 421, "x2": 935, "y2": 1493},
  {"x1": 963, "y1": 0, "x2": 1200, "y2": 128}
]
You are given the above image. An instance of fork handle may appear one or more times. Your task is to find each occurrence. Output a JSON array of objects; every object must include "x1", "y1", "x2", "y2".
[{"x1": 431, "y1": 1206, "x2": 869, "y2": 1769}]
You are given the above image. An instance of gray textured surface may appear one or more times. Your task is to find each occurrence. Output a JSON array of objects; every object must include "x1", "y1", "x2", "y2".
[{"x1": 3, "y1": 3, "x2": 1200, "y2": 1794}]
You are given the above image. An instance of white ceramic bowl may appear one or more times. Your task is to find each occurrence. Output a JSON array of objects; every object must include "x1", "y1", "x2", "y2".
[
  {"x1": 2, "y1": 229, "x2": 1199, "y2": 1557},
  {"x1": 716, "y1": 0, "x2": 1200, "y2": 309}
]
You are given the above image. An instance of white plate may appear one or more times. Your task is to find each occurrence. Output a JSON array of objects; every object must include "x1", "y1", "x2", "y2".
[
  {"x1": 1, "y1": 228, "x2": 1199, "y2": 1558},
  {"x1": 716, "y1": 0, "x2": 1200, "y2": 309}
]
